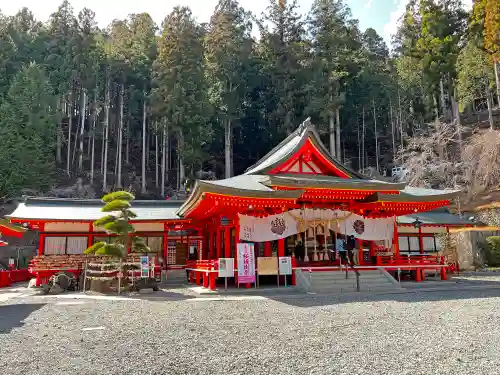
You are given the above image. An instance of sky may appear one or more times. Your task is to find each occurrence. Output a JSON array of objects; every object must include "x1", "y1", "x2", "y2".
[{"x1": 0, "y1": 0, "x2": 474, "y2": 46}]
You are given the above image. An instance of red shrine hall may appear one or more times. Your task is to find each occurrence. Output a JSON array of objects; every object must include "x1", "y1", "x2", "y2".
[{"x1": 8, "y1": 119, "x2": 465, "y2": 290}]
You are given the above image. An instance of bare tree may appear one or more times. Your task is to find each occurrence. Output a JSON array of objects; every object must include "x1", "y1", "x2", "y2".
[{"x1": 397, "y1": 120, "x2": 465, "y2": 189}]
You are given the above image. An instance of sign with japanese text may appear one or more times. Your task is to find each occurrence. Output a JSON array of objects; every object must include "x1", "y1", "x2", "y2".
[
  {"x1": 218, "y1": 258, "x2": 234, "y2": 278},
  {"x1": 278, "y1": 257, "x2": 292, "y2": 275},
  {"x1": 237, "y1": 243, "x2": 256, "y2": 284}
]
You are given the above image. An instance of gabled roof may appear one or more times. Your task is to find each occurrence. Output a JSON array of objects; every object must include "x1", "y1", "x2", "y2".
[
  {"x1": 8, "y1": 198, "x2": 186, "y2": 222},
  {"x1": 244, "y1": 118, "x2": 365, "y2": 178},
  {"x1": 398, "y1": 209, "x2": 476, "y2": 226}
]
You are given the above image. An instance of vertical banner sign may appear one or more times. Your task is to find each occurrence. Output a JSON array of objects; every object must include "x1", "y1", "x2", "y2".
[
  {"x1": 237, "y1": 243, "x2": 256, "y2": 284},
  {"x1": 140, "y1": 255, "x2": 149, "y2": 278}
]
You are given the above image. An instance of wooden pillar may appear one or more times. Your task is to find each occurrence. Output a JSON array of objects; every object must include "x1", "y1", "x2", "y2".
[
  {"x1": 224, "y1": 227, "x2": 231, "y2": 258},
  {"x1": 264, "y1": 241, "x2": 272, "y2": 257},
  {"x1": 278, "y1": 239, "x2": 285, "y2": 257}
]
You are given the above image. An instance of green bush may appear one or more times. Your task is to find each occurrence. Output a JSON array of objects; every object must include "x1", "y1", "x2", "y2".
[{"x1": 485, "y1": 236, "x2": 500, "y2": 266}]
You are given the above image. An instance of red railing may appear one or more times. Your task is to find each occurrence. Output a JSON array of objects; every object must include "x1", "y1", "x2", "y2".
[
  {"x1": 375, "y1": 254, "x2": 445, "y2": 267},
  {"x1": 0, "y1": 269, "x2": 32, "y2": 288},
  {"x1": 186, "y1": 260, "x2": 218, "y2": 290}
]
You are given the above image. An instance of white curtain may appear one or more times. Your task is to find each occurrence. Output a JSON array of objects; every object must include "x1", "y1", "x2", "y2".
[
  {"x1": 66, "y1": 237, "x2": 87, "y2": 254},
  {"x1": 44, "y1": 237, "x2": 66, "y2": 255}
]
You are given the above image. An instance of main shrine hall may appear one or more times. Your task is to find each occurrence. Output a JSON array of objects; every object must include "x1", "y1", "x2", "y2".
[{"x1": 8, "y1": 119, "x2": 467, "y2": 289}]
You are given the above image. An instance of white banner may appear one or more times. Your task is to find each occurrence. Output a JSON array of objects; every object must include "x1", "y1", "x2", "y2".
[
  {"x1": 239, "y1": 212, "x2": 298, "y2": 242},
  {"x1": 239, "y1": 209, "x2": 394, "y2": 242},
  {"x1": 335, "y1": 214, "x2": 394, "y2": 241}
]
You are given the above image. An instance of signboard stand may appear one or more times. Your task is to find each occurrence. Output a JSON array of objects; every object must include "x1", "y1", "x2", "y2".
[
  {"x1": 237, "y1": 243, "x2": 256, "y2": 287},
  {"x1": 257, "y1": 257, "x2": 279, "y2": 288},
  {"x1": 218, "y1": 258, "x2": 234, "y2": 290},
  {"x1": 140, "y1": 256, "x2": 149, "y2": 278},
  {"x1": 279, "y1": 256, "x2": 292, "y2": 287}
]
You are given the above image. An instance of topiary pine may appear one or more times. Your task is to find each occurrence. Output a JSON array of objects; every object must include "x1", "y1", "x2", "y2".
[{"x1": 85, "y1": 191, "x2": 150, "y2": 259}]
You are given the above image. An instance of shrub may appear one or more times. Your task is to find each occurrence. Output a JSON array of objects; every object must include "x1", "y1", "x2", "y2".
[{"x1": 485, "y1": 236, "x2": 500, "y2": 267}]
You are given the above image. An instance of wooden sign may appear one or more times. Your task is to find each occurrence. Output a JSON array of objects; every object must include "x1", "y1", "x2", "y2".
[{"x1": 257, "y1": 257, "x2": 278, "y2": 275}]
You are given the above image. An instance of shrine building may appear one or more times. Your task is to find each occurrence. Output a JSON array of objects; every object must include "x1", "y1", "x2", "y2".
[{"x1": 7, "y1": 119, "x2": 472, "y2": 290}]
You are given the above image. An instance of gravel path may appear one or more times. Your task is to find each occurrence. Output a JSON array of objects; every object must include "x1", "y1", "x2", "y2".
[{"x1": 2, "y1": 287, "x2": 500, "y2": 375}]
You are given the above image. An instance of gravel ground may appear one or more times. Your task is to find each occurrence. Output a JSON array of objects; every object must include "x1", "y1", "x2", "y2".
[{"x1": 2, "y1": 286, "x2": 500, "y2": 375}]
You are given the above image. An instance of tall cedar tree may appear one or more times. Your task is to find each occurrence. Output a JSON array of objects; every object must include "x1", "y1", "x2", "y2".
[
  {"x1": 259, "y1": 0, "x2": 309, "y2": 137},
  {"x1": 205, "y1": 0, "x2": 252, "y2": 178},
  {"x1": 0, "y1": 64, "x2": 57, "y2": 197},
  {"x1": 152, "y1": 7, "x2": 210, "y2": 185}
]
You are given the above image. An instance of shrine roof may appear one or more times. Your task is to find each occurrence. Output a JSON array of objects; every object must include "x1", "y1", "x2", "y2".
[
  {"x1": 8, "y1": 198, "x2": 186, "y2": 222},
  {"x1": 196, "y1": 174, "x2": 405, "y2": 192},
  {"x1": 398, "y1": 209, "x2": 475, "y2": 226},
  {"x1": 263, "y1": 175, "x2": 406, "y2": 190},
  {"x1": 364, "y1": 188, "x2": 460, "y2": 203},
  {"x1": 244, "y1": 117, "x2": 365, "y2": 178}
]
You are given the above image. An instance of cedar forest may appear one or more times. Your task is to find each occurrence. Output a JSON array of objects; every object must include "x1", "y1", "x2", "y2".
[{"x1": 0, "y1": 0, "x2": 499, "y2": 201}]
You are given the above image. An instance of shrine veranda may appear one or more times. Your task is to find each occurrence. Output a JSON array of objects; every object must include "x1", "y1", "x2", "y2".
[{"x1": 7, "y1": 119, "x2": 474, "y2": 290}]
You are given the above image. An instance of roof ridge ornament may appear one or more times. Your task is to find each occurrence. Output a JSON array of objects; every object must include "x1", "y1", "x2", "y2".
[{"x1": 300, "y1": 117, "x2": 312, "y2": 132}]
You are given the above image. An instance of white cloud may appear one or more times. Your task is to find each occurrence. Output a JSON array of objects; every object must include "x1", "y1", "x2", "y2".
[{"x1": 365, "y1": 0, "x2": 374, "y2": 9}]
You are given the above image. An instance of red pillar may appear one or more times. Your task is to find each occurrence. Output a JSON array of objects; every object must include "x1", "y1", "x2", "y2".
[
  {"x1": 87, "y1": 223, "x2": 93, "y2": 248},
  {"x1": 203, "y1": 271, "x2": 209, "y2": 288},
  {"x1": 418, "y1": 227, "x2": 424, "y2": 254},
  {"x1": 264, "y1": 241, "x2": 272, "y2": 257},
  {"x1": 216, "y1": 226, "x2": 221, "y2": 260},
  {"x1": 278, "y1": 239, "x2": 285, "y2": 257},
  {"x1": 440, "y1": 265, "x2": 448, "y2": 280},
  {"x1": 415, "y1": 267, "x2": 422, "y2": 282},
  {"x1": 234, "y1": 221, "x2": 241, "y2": 286},
  {"x1": 393, "y1": 220, "x2": 400, "y2": 258},
  {"x1": 209, "y1": 270, "x2": 216, "y2": 290},
  {"x1": 224, "y1": 227, "x2": 231, "y2": 258},
  {"x1": 163, "y1": 223, "x2": 169, "y2": 270},
  {"x1": 357, "y1": 239, "x2": 363, "y2": 265},
  {"x1": 38, "y1": 233, "x2": 45, "y2": 256}
]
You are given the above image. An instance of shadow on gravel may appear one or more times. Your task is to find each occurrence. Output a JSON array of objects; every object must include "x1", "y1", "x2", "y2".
[
  {"x1": 268, "y1": 287, "x2": 500, "y2": 308},
  {"x1": 0, "y1": 303, "x2": 45, "y2": 334}
]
